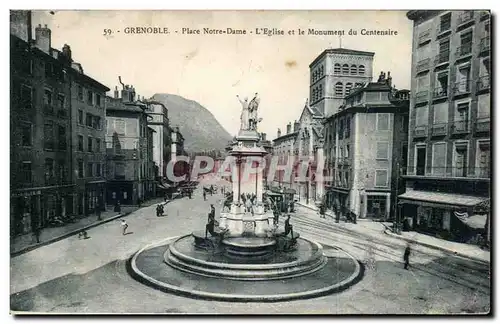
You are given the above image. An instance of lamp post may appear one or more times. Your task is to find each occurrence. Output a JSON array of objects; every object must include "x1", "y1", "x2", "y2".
[{"x1": 393, "y1": 162, "x2": 401, "y2": 234}]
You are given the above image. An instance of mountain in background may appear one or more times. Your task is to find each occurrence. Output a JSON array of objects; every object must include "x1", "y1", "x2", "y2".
[{"x1": 151, "y1": 93, "x2": 233, "y2": 153}]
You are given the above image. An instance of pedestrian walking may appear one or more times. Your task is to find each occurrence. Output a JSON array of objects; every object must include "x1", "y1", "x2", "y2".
[
  {"x1": 203, "y1": 190, "x2": 207, "y2": 201},
  {"x1": 96, "y1": 207, "x2": 102, "y2": 221},
  {"x1": 33, "y1": 225, "x2": 41, "y2": 244},
  {"x1": 403, "y1": 244, "x2": 411, "y2": 270},
  {"x1": 121, "y1": 219, "x2": 129, "y2": 235},
  {"x1": 210, "y1": 185, "x2": 214, "y2": 196},
  {"x1": 138, "y1": 198, "x2": 142, "y2": 208}
]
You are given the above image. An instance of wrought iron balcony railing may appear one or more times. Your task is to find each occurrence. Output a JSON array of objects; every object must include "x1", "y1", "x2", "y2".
[
  {"x1": 455, "y1": 42, "x2": 473, "y2": 58},
  {"x1": 475, "y1": 118, "x2": 490, "y2": 133},
  {"x1": 431, "y1": 123, "x2": 448, "y2": 136},
  {"x1": 432, "y1": 87, "x2": 448, "y2": 99},
  {"x1": 405, "y1": 166, "x2": 490, "y2": 179},
  {"x1": 450, "y1": 120, "x2": 470, "y2": 135},
  {"x1": 477, "y1": 75, "x2": 490, "y2": 92},
  {"x1": 452, "y1": 80, "x2": 472, "y2": 96},
  {"x1": 435, "y1": 52, "x2": 450, "y2": 65}
]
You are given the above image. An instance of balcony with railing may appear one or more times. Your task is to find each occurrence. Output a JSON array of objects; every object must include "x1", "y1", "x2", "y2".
[
  {"x1": 475, "y1": 118, "x2": 490, "y2": 133},
  {"x1": 480, "y1": 36, "x2": 490, "y2": 54},
  {"x1": 418, "y1": 29, "x2": 431, "y2": 45},
  {"x1": 477, "y1": 75, "x2": 490, "y2": 93},
  {"x1": 452, "y1": 80, "x2": 472, "y2": 96},
  {"x1": 432, "y1": 86, "x2": 448, "y2": 100},
  {"x1": 430, "y1": 123, "x2": 448, "y2": 137},
  {"x1": 455, "y1": 42, "x2": 472, "y2": 59},
  {"x1": 415, "y1": 91, "x2": 429, "y2": 104},
  {"x1": 450, "y1": 120, "x2": 470, "y2": 135},
  {"x1": 457, "y1": 11, "x2": 474, "y2": 28},
  {"x1": 404, "y1": 166, "x2": 490, "y2": 179},
  {"x1": 416, "y1": 58, "x2": 431, "y2": 73},
  {"x1": 434, "y1": 52, "x2": 450, "y2": 66},
  {"x1": 413, "y1": 125, "x2": 428, "y2": 138}
]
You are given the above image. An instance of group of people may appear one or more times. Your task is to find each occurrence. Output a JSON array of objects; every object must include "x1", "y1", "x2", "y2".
[{"x1": 156, "y1": 203, "x2": 165, "y2": 217}]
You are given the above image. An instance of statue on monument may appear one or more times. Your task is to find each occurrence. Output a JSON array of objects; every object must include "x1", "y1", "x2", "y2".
[
  {"x1": 248, "y1": 93, "x2": 262, "y2": 131},
  {"x1": 237, "y1": 95, "x2": 249, "y2": 131}
]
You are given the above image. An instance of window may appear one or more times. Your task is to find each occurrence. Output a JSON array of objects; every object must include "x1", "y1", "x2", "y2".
[
  {"x1": 453, "y1": 142, "x2": 468, "y2": 177},
  {"x1": 477, "y1": 141, "x2": 490, "y2": 178},
  {"x1": 78, "y1": 160, "x2": 84, "y2": 178},
  {"x1": 335, "y1": 82, "x2": 343, "y2": 97},
  {"x1": 96, "y1": 163, "x2": 102, "y2": 177},
  {"x1": 44, "y1": 122, "x2": 54, "y2": 149},
  {"x1": 57, "y1": 94, "x2": 65, "y2": 110},
  {"x1": 437, "y1": 38, "x2": 450, "y2": 64},
  {"x1": 87, "y1": 162, "x2": 93, "y2": 177},
  {"x1": 44, "y1": 89, "x2": 53, "y2": 105},
  {"x1": 339, "y1": 119, "x2": 345, "y2": 139},
  {"x1": 415, "y1": 106, "x2": 429, "y2": 126},
  {"x1": 45, "y1": 62, "x2": 53, "y2": 78},
  {"x1": 115, "y1": 162, "x2": 125, "y2": 179},
  {"x1": 96, "y1": 138, "x2": 101, "y2": 152},
  {"x1": 345, "y1": 145, "x2": 350, "y2": 158},
  {"x1": 377, "y1": 113, "x2": 390, "y2": 130},
  {"x1": 350, "y1": 65, "x2": 357, "y2": 75},
  {"x1": 96, "y1": 94, "x2": 102, "y2": 107},
  {"x1": 93, "y1": 116, "x2": 101, "y2": 129},
  {"x1": 459, "y1": 31, "x2": 473, "y2": 56},
  {"x1": 376, "y1": 142, "x2": 389, "y2": 160},
  {"x1": 439, "y1": 12, "x2": 452, "y2": 32},
  {"x1": 358, "y1": 65, "x2": 365, "y2": 75},
  {"x1": 342, "y1": 64, "x2": 349, "y2": 74},
  {"x1": 86, "y1": 113, "x2": 93, "y2": 127},
  {"x1": 366, "y1": 195, "x2": 388, "y2": 218},
  {"x1": 432, "y1": 143, "x2": 447, "y2": 175},
  {"x1": 78, "y1": 110, "x2": 84, "y2": 124},
  {"x1": 57, "y1": 160, "x2": 66, "y2": 183},
  {"x1": 318, "y1": 84, "x2": 323, "y2": 98},
  {"x1": 58, "y1": 125, "x2": 67, "y2": 150},
  {"x1": 45, "y1": 158, "x2": 54, "y2": 179},
  {"x1": 78, "y1": 85, "x2": 84, "y2": 101},
  {"x1": 334, "y1": 63, "x2": 341, "y2": 74},
  {"x1": 456, "y1": 65, "x2": 471, "y2": 92},
  {"x1": 345, "y1": 83, "x2": 353, "y2": 95},
  {"x1": 87, "y1": 90, "x2": 94, "y2": 105},
  {"x1": 436, "y1": 71, "x2": 449, "y2": 96},
  {"x1": 20, "y1": 85, "x2": 33, "y2": 109},
  {"x1": 21, "y1": 123, "x2": 32, "y2": 146},
  {"x1": 88, "y1": 136, "x2": 93, "y2": 152},
  {"x1": 21, "y1": 162, "x2": 32, "y2": 183},
  {"x1": 78, "y1": 135, "x2": 84, "y2": 151},
  {"x1": 375, "y1": 170, "x2": 389, "y2": 187}
]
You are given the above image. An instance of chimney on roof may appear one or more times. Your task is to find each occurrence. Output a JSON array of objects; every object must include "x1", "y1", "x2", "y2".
[
  {"x1": 286, "y1": 122, "x2": 292, "y2": 134},
  {"x1": 277, "y1": 128, "x2": 281, "y2": 138},
  {"x1": 261, "y1": 133, "x2": 267, "y2": 141},
  {"x1": 114, "y1": 86, "x2": 119, "y2": 99},
  {"x1": 294, "y1": 120, "x2": 300, "y2": 132},
  {"x1": 35, "y1": 23, "x2": 51, "y2": 54},
  {"x1": 61, "y1": 44, "x2": 72, "y2": 61}
]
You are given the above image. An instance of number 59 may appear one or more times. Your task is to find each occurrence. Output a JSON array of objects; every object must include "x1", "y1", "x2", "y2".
[{"x1": 103, "y1": 29, "x2": 112, "y2": 36}]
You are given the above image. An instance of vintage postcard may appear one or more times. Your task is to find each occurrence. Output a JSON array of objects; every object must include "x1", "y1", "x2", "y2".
[{"x1": 9, "y1": 9, "x2": 491, "y2": 315}]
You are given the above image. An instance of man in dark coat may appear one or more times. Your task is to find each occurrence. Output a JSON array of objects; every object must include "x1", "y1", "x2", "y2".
[{"x1": 403, "y1": 244, "x2": 411, "y2": 270}]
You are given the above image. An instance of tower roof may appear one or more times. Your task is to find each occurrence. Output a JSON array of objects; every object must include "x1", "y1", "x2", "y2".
[{"x1": 309, "y1": 48, "x2": 375, "y2": 68}]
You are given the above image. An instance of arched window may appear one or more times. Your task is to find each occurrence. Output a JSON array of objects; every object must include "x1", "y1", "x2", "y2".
[
  {"x1": 342, "y1": 64, "x2": 349, "y2": 74},
  {"x1": 313, "y1": 88, "x2": 318, "y2": 101},
  {"x1": 335, "y1": 82, "x2": 343, "y2": 97},
  {"x1": 334, "y1": 63, "x2": 341, "y2": 74},
  {"x1": 345, "y1": 83, "x2": 353, "y2": 95},
  {"x1": 320, "y1": 66, "x2": 324, "y2": 76},
  {"x1": 358, "y1": 65, "x2": 366, "y2": 75},
  {"x1": 319, "y1": 84, "x2": 323, "y2": 98},
  {"x1": 350, "y1": 65, "x2": 357, "y2": 75}
]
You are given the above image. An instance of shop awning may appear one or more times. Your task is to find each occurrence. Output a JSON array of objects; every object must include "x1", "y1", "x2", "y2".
[
  {"x1": 398, "y1": 191, "x2": 488, "y2": 208},
  {"x1": 454, "y1": 212, "x2": 487, "y2": 230}
]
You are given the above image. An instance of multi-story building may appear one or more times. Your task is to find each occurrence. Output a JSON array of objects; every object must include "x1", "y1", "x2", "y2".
[
  {"x1": 272, "y1": 121, "x2": 299, "y2": 188},
  {"x1": 70, "y1": 57, "x2": 109, "y2": 216},
  {"x1": 309, "y1": 48, "x2": 374, "y2": 118},
  {"x1": 144, "y1": 99, "x2": 171, "y2": 182},
  {"x1": 170, "y1": 126, "x2": 189, "y2": 183},
  {"x1": 401, "y1": 10, "x2": 491, "y2": 241},
  {"x1": 10, "y1": 19, "x2": 74, "y2": 236},
  {"x1": 323, "y1": 73, "x2": 410, "y2": 220},
  {"x1": 105, "y1": 84, "x2": 155, "y2": 205}
]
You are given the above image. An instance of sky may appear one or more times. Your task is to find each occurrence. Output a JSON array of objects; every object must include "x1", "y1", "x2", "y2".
[{"x1": 32, "y1": 10, "x2": 413, "y2": 140}]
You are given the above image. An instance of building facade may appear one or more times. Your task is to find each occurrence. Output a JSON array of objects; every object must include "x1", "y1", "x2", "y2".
[
  {"x1": 70, "y1": 58, "x2": 109, "y2": 217},
  {"x1": 105, "y1": 85, "x2": 155, "y2": 205},
  {"x1": 145, "y1": 100, "x2": 171, "y2": 181},
  {"x1": 272, "y1": 121, "x2": 298, "y2": 188},
  {"x1": 401, "y1": 10, "x2": 491, "y2": 242},
  {"x1": 309, "y1": 48, "x2": 374, "y2": 117},
  {"x1": 323, "y1": 73, "x2": 410, "y2": 221}
]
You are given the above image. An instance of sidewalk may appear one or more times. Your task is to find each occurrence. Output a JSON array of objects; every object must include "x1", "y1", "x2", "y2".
[
  {"x1": 296, "y1": 201, "x2": 490, "y2": 264},
  {"x1": 10, "y1": 197, "x2": 166, "y2": 257}
]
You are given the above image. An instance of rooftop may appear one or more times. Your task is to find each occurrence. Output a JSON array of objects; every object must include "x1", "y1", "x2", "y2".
[{"x1": 310, "y1": 48, "x2": 375, "y2": 67}]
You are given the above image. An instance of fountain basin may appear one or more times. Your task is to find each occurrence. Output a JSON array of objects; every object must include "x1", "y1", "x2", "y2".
[{"x1": 222, "y1": 237, "x2": 277, "y2": 257}]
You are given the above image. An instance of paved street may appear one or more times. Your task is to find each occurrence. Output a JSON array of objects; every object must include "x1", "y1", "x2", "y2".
[{"x1": 10, "y1": 182, "x2": 490, "y2": 314}]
